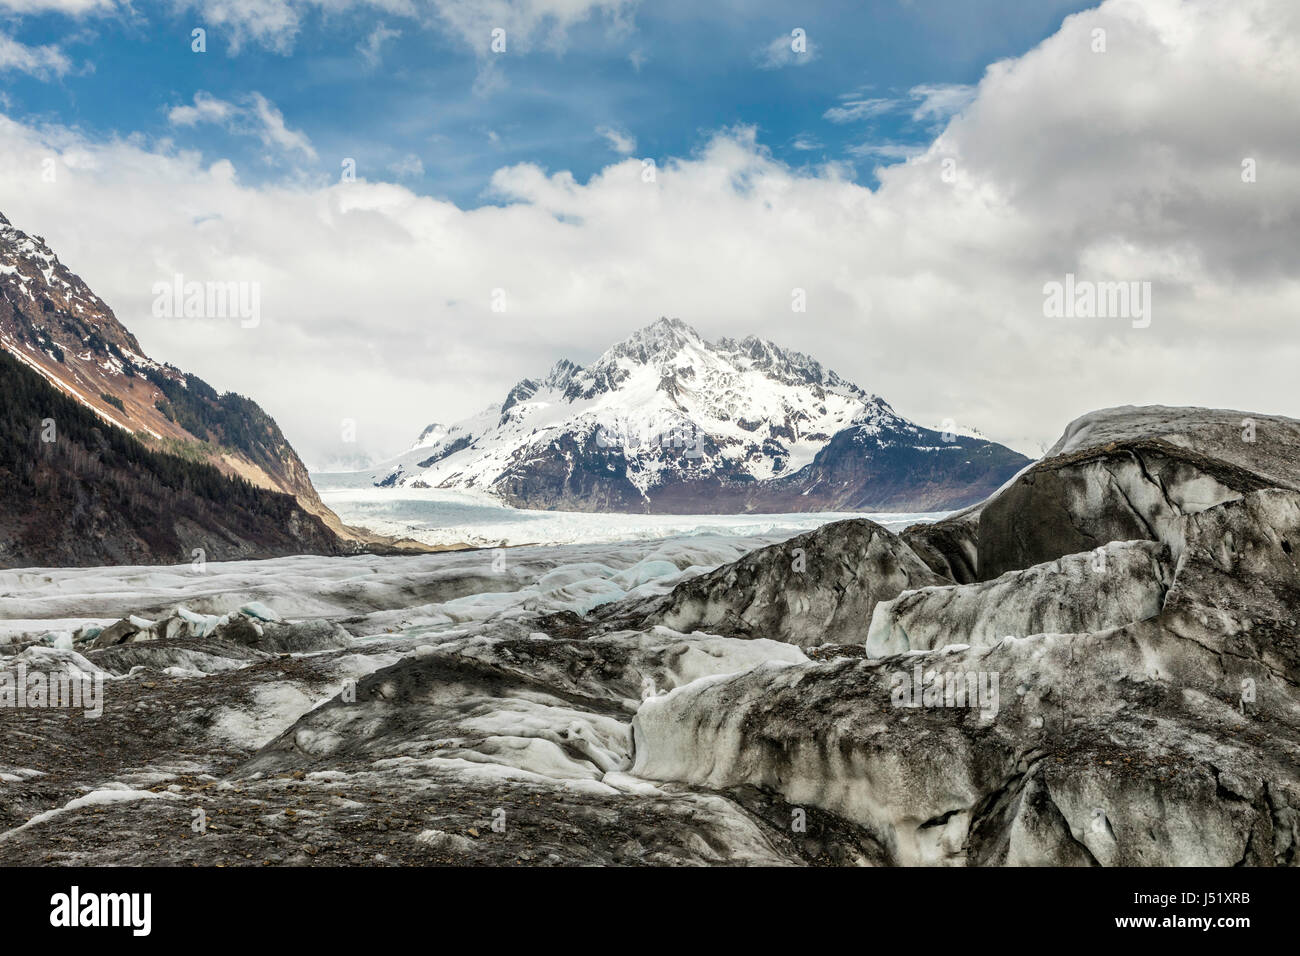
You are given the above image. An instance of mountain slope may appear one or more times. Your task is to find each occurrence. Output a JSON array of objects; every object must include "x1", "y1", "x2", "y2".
[
  {"x1": 0, "y1": 348, "x2": 345, "y2": 568},
  {"x1": 377, "y1": 318, "x2": 1030, "y2": 513},
  {"x1": 0, "y1": 212, "x2": 329, "y2": 524}
]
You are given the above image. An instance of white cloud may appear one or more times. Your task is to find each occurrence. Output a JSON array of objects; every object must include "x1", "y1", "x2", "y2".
[
  {"x1": 176, "y1": 0, "x2": 309, "y2": 54},
  {"x1": 167, "y1": 91, "x2": 238, "y2": 127},
  {"x1": 172, "y1": 0, "x2": 636, "y2": 55},
  {"x1": 596, "y1": 125, "x2": 636, "y2": 155},
  {"x1": 358, "y1": 23, "x2": 401, "y2": 68},
  {"x1": 909, "y1": 83, "x2": 976, "y2": 122},
  {"x1": 791, "y1": 135, "x2": 823, "y2": 151},
  {"x1": 168, "y1": 92, "x2": 317, "y2": 161},
  {"x1": 0, "y1": 0, "x2": 114, "y2": 13},
  {"x1": 471, "y1": 56, "x2": 508, "y2": 96},
  {"x1": 388, "y1": 153, "x2": 425, "y2": 178},
  {"x1": 426, "y1": 0, "x2": 637, "y2": 55},
  {"x1": 824, "y1": 84, "x2": 974, "y2": 127},
  {"x1": 246, "y1": 92, "x2": 316, "y2": 159},
  {"x1": 1, "y1": 0, "x2": 1298, "y2": 468},
  {"x1": 756, "y1": 30, "x2": 817, "y2": 69},
  {"x1": 823, "y1": 96, "x2": 897, "y2": 124},
  {"x1": 0, "y1": 33, "x2": 73, "y2": 78},
  {"x1": 847, "y1": 142, "x2": 923, "y2": 161}
]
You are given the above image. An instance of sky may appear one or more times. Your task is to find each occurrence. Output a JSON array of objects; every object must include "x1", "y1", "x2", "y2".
[{"x1": 1, "y1": 0, "x2": 1297, "y2": 469}]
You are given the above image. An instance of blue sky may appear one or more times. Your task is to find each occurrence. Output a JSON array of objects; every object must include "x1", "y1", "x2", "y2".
[{"x1": 4, "y1": 0, "x2": 1097, "y2": 207}]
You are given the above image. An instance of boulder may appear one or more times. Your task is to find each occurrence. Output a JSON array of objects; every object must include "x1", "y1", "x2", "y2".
[
  {"x1": 88, "y1": 618, "x2": 143, "y2": 650},
  {"x1": 639, "y1": 518, "x2": 949, "y2": 647},
  {"x1": 865, "y1": 540, "x2": 1172, "y2": 656}
]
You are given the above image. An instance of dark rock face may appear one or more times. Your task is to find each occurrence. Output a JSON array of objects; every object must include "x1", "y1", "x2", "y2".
[
  {"x1": 632, "y1": 619, "x2": 1299, "y2": 865},
  {"x1": 974, "y1": 439, "x2": 1272, "y2": 580},
  {"x1": 490, "y1": 431, "x2": 650, "y2": 513},
  {"x1": 629, "y1": 519, "x2": 948, "y2": 647},
  {"x1": 913, "y1": 407, "x2": 1300, "y2": 582},
  {"x1": 901, "y1": 514, "x2": 980, "y2": 583},
  {"x1": 865, "y1": 540, "x2": 1172, "y2": 656},
  {"x1": 1163, "y1": 489, "x2": 1300, "y2": 688},
  {"x1": 746, "y1": 423, "x2": 1031, "y2": 514},
  {"x1": 469, "y1": 416, "x2": 1028, "y2": 516},
  {"x1": 0, "y1": 595, "x2": 872, "y2": 866}
]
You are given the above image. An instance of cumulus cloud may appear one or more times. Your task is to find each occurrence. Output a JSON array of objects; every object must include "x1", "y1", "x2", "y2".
[
  {"x1": 1, "y1": 0, "x2": 1297, "y2": 468},
  {"x1": 168, "y1": 92, "x2": 317, "y2": 161},
  {"x1": 167, "y1": 91, "x2": 238, "y2": 127},
  {"x1": 0, "y1": 33, "x2": 74, "y2": 77}
]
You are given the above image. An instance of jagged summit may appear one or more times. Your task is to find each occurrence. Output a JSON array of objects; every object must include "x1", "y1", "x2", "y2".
[
  {"x1": 605, "y1": 316, "x2": 700, "y2": 360},
  {"x1": 578, "y1": 318, "x2": 871, "y2": 400}
]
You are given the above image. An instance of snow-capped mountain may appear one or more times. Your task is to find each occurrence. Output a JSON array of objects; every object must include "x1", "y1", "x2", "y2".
[{"x1": 375, "y1": 318, "x2": 1030, "y2": 513}]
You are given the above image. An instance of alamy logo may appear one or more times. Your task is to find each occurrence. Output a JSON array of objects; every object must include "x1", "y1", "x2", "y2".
[
  {"x1": 890, "y1": 664, "x2": 999, "y2": 717},
  {"x1": 49, "y1": 886, "x2": 151, "y2": 936},
  {"x1": 594, "y1": 418, "x2": 704, "y2": 458},
  {"x1": 0, "y1": 664, "x2": 103, "y2": 718},
  {"x1": 1042, "y1": 273, "x2": 1151, "y2": 328},
  {"x1": 151, "y1": 274, "x2": 261, "y2": 328}
]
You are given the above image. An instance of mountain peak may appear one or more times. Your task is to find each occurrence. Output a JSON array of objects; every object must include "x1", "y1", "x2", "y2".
[
  {"x1": 545, "y1": 358, "x2": 579, "y2": 388},
  {"x1": 606, "y1": 317, "x2": 703, "y2": 363},
  {"x1": 411, "y1": 422, "x2": 448, "y2": 449},
  {"x1": 646, "y1": 315, "x2": 696, "y2": 336}
]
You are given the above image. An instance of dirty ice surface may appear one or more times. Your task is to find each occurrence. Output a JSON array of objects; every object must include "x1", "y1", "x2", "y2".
[
  {"x1": 0, "y1": 525, "x2": 946, "y2": 865},
  {"x1": 0, "y1": 532, "x2": 819, "y2": 641}
]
